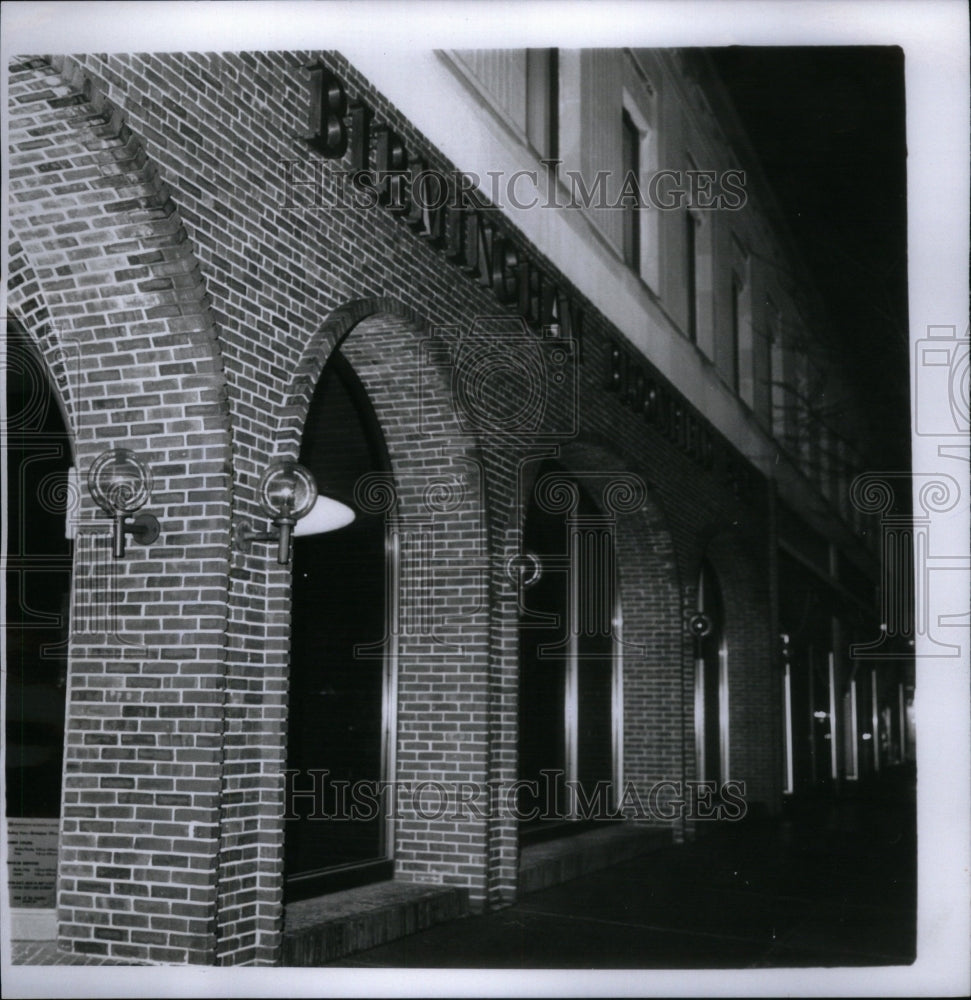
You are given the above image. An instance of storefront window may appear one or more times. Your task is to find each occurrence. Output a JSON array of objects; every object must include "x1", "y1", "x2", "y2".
[
  {"x1": 285, "y1": 350, "x2": 394, "y2": 900},
  {"x1": 518, "y1": 460, "x2": 619, "y2": 839},
  {"x1": 694, "y1": 560, "x2": 728, "y2": 784}
]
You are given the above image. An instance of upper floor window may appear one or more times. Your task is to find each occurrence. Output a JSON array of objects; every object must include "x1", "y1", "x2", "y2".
[
  {"x1": 621, "y1": 108, "x2": 641, "y2": 273},
  {"x1": 730, "y1": 238, "x2": 753, "y2": 406},
  {"x1": 448, "y1": 48, "x2": 558, "y2": 161},
  {"x1": 818, "y1": 423, "x2": 832, "y2": 499},
  {"x1": 686, "y1": 211, "x2": 699, "y2": 343},
  {"x1": 730, "y1": 274, "x2": 742, "y2": 394},
  {"x1": 768, "y1": 303, "x2": 786, "y2": 439},
  {"x1": 835, "y1": 435, "x2": 850, "y2": 524},
  {"x1": 526, "y1": 48, "x2": 559, "y2": 160},
  {"x1": 622, "y1": 53, "x2": 658, "y2": 292},
  {"x1": 793, "y1": 349, "x2": 812, "y2": 464}
]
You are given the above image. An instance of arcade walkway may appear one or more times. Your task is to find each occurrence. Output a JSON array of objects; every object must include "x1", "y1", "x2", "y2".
[
  {"x1": 11, "y1": 767, "x2": 915, "y2": 969},
  {"x1": 327, "y1": 767, "x2": 916, "y2": 969}
]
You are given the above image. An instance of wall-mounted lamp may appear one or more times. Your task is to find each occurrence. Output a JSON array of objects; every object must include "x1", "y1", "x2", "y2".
[
  {"x1": 87, "y1": 449, "x2": 161, "y2": 558},
  {"x1": 237, "y1": 459, "x2": 355, "y2": 564},
  {"x1": 687, "y1": 612, "x2": 712, "y2": 639}
]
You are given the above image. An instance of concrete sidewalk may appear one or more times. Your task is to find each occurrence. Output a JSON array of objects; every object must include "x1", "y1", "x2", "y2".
[{"x1": 326, "y1": 770, "x2": 916, "y2": 969}]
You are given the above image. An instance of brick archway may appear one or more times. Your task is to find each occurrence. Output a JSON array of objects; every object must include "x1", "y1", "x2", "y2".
[
  {"x1": 486, "y1": 437, "x2": 685, "y2": 897},
  {"x1": 689, "y1": 527, "x2": 779, "y2": 816},
  {"x1": 8, "y1": 56, "x2": 233, "y2": 965},
  {"x1": 222, "y1": 299, "x2": 495, "y2": 964}
]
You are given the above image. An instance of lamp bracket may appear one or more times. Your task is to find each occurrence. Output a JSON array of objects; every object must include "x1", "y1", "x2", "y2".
[
  {"x1": 236, "y1": 521, "x2": 279, "y2": 552},
  {"x1": 112, "y1": 510, "x2": 160, "y2": 558},
  {"x1": 236, "y1": 519, "x2": 296, "y2": 564},
  {"x1": 125, "y1": 511, "x2": 161, "y2": 545}
]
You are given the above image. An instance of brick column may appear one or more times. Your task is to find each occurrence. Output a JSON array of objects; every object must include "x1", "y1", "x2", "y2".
[{"x1": 8, "y1": 58, "x2": 233, "y2": 964}]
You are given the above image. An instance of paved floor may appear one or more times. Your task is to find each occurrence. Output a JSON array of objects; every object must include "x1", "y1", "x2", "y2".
[
  {"x1": 327, "y1": 771, "x2": 916, "y2": 969},
  {"x1": 9, "y1": 939, "x2": 128, "y2": 966},
  {"x1": 11, "y1": 768, "x2": 915, "y2": 970}
]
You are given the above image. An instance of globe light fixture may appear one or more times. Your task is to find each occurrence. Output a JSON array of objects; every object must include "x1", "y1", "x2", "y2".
[
  {"x1": 86, "y1": 448, "x2": 161, "y2": 558},
  {"x1": 687, "y1": 612, "x2": 713, "y2": 639},
  {"x1": 237, "y1": 459, "x2": 355, "y2": 564}
]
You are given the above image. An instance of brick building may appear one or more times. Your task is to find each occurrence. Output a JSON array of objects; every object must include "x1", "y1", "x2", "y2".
[{"x1": 4, "y1": 46, "x2": 909, "y2": 966}]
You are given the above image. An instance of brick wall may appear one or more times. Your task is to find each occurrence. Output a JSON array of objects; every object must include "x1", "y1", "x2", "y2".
[{"x1": 8, "y1": 49, "x2": 780, "y2": 965}]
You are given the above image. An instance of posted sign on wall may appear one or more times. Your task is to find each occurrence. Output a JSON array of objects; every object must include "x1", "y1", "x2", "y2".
[{"x1": 6, "y1": 818, "x2": 58, "y2": 908}]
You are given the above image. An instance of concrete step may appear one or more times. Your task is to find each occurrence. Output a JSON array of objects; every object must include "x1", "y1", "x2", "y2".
[
  {"x1": 282, "y1": 880, "x2": 469, "y2": 966},
  {"x1": 519, "y1": 823, "x2": 672, "y2": 894}
]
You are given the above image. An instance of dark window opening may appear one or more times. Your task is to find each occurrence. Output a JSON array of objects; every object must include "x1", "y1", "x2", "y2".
[
  {"x1": 695, "y1": 560, "x2": 726, "y2": 786},
  {"x1": 730, "y1": 275, "x2": 742, "y2": 392},
  {"x1": 686, "y1": 213, "x2": 699, "y2": 343},
  {"x1": 518, "y1": 460, "x2": 618, "y2": 843},
  {"x1": 621, "y1": 109, "x2": 641, "y2": 273},
  {"x1": 4, "y1": 324, "x2": 72, "y2": 820},
  {"x1": 285, "y1": 349, "x2": 394, "y2": 901}
]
